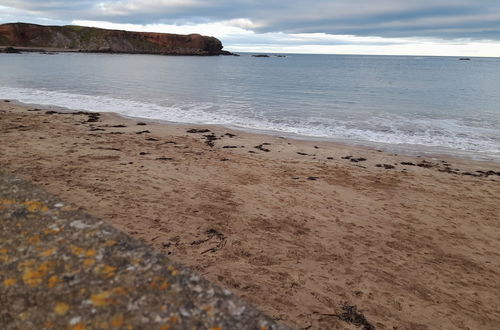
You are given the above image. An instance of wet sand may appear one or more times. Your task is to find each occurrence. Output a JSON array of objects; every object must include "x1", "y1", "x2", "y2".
[{"x1": 1, "y1": 100, "x2": 499, "y2": 329}]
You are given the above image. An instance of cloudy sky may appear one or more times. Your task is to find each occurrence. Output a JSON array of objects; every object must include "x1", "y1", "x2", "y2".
[{"x1": 1, "y1": 0, "x2": 500, "y2": 56}]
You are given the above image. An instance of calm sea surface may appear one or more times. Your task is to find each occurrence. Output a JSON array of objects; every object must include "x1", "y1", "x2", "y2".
[{"x1": 1, "y1": 53, "x2": 499, "y2": 160}]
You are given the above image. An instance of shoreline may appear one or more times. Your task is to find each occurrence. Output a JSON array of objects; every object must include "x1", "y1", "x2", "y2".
[
  {"x1": 1, "y1": 100, "x2": 500, "y2": 329},
  {"x1": 0, "y1": 46, "x2": 237, "y2": 56},
  {"x1": 6, "y1": 98, "x2": 500, "y2": 165}
]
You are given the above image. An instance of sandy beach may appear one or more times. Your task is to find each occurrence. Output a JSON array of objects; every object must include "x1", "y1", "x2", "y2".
[{"x1": 1, "y1": 100, "x2": 499, "y2": 329}]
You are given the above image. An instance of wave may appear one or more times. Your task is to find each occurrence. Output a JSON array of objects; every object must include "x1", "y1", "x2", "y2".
[{"x1": 2, "y1": 86, "x2": 499, "y2": 160}]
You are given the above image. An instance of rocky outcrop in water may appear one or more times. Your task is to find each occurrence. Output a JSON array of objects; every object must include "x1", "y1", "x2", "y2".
[{"x1": 0, "y1": 22, "x2": 230, "y2": 56}]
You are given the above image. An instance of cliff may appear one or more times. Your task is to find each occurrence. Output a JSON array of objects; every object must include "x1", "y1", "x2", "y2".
[{"x1": 0, "y1": 22, "x2": 229, "y2": 56}]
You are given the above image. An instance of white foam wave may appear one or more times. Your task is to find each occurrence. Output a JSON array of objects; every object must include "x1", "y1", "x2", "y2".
[{"x1": 2, "y1": 86, "x2": 499, "y2": 159}]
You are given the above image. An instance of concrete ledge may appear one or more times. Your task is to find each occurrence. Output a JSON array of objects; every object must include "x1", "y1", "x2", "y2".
[{"x1": 0, "y1": 172, "x2": 289, "y2": 329}]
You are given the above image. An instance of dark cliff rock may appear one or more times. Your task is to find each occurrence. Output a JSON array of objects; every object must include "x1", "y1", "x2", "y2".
[
  {"x1": 0, "y1": 46, "x2": 20, "y2": 53},
  {"x1": 0, "y1": 22, "x2": 232, "y2": 56}
]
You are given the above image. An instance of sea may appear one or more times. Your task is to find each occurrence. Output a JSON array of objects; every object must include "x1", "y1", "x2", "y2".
[{"x1": 1, "y1": 52, "x2": 499, "y2": 161}]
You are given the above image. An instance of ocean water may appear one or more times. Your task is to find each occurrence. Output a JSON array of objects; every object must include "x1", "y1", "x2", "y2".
[{"x1": 1, "y1": 52, "x2": 499, "y2": 161}]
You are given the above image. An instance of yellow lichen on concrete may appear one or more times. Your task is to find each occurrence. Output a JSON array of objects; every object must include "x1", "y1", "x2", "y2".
[
  {"x1": 167, "y1": 265, "x2": 179, "y2": 276},
  {"x1": 22, "y1": 268, "x2": 44, "y2": 287},
  {"x1": 19, "y1": 259, "x2": 36, "y2": 268},
  {"x1": 39, "y1": 260, "x2": 55, "y2": 273},
  {"x1": 40, "y1": 247, "x2": 56, "y2": 257},
  {"x1": 28, "y1": 234, "x2": 42, "y2": 245},
  {"x1": 90, "y1": 290, "x2": 115, "y2": 307},
  {"x1": 23, "y1": 200, "x2": 49, "y2": 213},
  {"x1": 3, "y1": 278, "x2": 17, "y2": 287},
  {"x1": 71, "y1": 247, "x2": 95, "y2": 258},
  {"x1": 95, "y1": 264, "x2": 117, "y2": 278},
  {"x1": 104, "y1": 240, "x2": 117, "y2": 247},
  {"x1": 83, "y1": 258, "x2": 95, "y2": 267},
  {"x1": 44, "y1": 321, "x2": 55, "y2": 328},
  {"x1": 54, "y1": 302, "x2": 69, "y2": 315},
  {"x1": 70, "y1": 245, "x2": 86, "y2": 256},
  {"x1": 71, "y1": 322, "x2": 86, "y2": 330},
  {"x1": 22, "y1": 261, "x2": 55, "y2": 287},
  {"x1": 112, "y1": 287, "x2": 127, "y2": 296},
  {"x1": 47, "y1": 275, "x2": 62, "y2": 288},
  {"x1": 203, "y1": 304, "x2": 215, "y2": 317},
  {"x1": 85, "y1": 249, "x2": 97, "y2": 257},
  {"x1": 43, "y1": 227, "x2": 63, "y2": 235},
  {"x1": 150, "y1": 277, "x2": 170, "y2": 290},
  {"x1": 110, "y1": 314, "x2": 124, "y2": 327}
]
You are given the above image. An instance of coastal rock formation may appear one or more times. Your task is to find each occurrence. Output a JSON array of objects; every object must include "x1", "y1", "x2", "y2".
[
  {"x1": 0, "y1": 22, "x2": 228, "y2": 55},
  {"x1": 0, "y1": 46, "x2": 20, "y2": 53}
]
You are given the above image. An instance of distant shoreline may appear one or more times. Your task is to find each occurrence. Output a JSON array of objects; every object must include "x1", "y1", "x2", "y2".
[{"x1": 0, "y1": 46, "x2": 237, "y2": 56}]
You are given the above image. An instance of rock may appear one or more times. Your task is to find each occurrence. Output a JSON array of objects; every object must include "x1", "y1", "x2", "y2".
[
  {"x1": 439, "y1": 167, "x2": 459, "y2": 175},
  {"x1": 187, "y1": 128, "x2": 211, "y2": 133},
  {"x1": 417, "y1": 161, "x2": 434, "y2": 168},
  {"x1": 220, "y1": 50, "x2": 240, "y2": 56},
  {"x1": 342, "y1": 156, "x2": 367, "y2": 163},
  {"x1": 255, "y1": 143, "x2": 271, "y2": 152},
  {"x1": 202, "y1": 133, "x2": 219, "y2": 147},
  {"x1": 0, "y1": 22, "x2": 228, "y2": 56},
  {"x1": 376, "y1": 164, "x2": 395, "y2": 169},
  {"x1": 1, "y1": 46, "x2": 20, "y2": 53},
  {"x1": 252, "y1": 54, "x2": 270, "y2": 58}
]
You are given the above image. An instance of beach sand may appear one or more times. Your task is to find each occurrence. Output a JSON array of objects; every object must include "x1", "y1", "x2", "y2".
[{"x1": 1, "y1": 100, "x2": 499, "y2": 329}]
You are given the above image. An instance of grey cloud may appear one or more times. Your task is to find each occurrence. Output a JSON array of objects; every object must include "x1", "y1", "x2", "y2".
[{"x1": 1, "y1": 0, "x2": 500, "y2": 40}]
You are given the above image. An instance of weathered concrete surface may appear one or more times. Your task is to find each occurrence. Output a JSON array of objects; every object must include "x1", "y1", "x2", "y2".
[{"x1": 0, "y1": 172, "x2": 290, "y2": 329}]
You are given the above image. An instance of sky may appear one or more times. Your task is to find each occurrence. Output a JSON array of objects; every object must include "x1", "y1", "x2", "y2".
[{"x1": 1, "y1": 0, "x2": 500, "y2": 57}]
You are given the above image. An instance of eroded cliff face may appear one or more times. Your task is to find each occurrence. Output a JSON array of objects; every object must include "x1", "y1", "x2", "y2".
[{"x1": 0, "y1": 23, "x2": 225, "y2": 55}]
